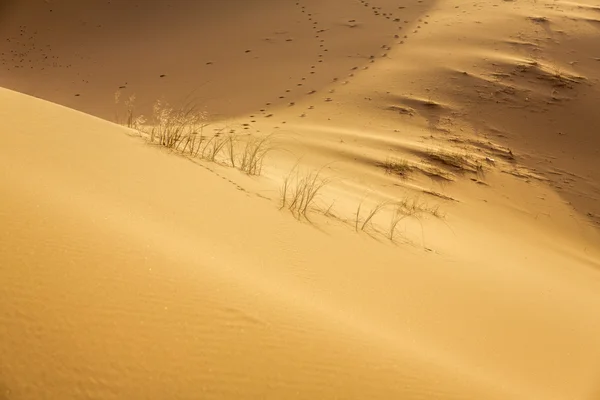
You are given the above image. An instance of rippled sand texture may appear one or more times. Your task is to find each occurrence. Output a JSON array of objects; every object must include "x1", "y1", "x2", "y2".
[{"x1": 2, "y1": 1, "x2": 600, "y2": 399}]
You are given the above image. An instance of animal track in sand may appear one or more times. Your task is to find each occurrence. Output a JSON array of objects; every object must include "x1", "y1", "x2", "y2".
[
  {"x1": 253, "y1": 0, "x2": 432, "y2": 123},
  {"x1": 1, "y1": 25, "x2": 68, "y2": 72},
  {"x1": 357, "y1": 0, "x2": 430, "y2": 46},
  {"x1": 249, "y1": 0, "x2": 332, "y2": 122}
]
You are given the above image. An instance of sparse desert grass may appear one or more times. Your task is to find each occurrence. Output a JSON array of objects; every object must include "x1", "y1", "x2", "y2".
[
  {"x1": 324, "y1": 201, "x2": 336, "y2": 217},
  {"x1": 355, "y1": 200, "x2": 389, "y2": 232},
  {"x1": 227, "y1": 135, "x2": 237, "y2": 168},
  {"x1": 379, "y1": 157, "x2": 413, "y2": 178},
  {"x1": 200, "y1": 131, "x2": 228, "y2": 162},
  {"x1": 114, "y1": 91, "x2": 145, "y2": 129},
  {"x1": 115, "y1": 96, "x2": 273, "y2": 176},
  {"x1": 280, "y1": 165, "x2": 329, "y2": 219},
  {"x1": 238, "y1": 135, "x2": 273, "y2": 176},
  {"x1": 115, "y1": 97, "x2": 445, "y2": 242},
  {"x1": 149, "y1": 100, "x2": 209, "y2": 150},
  {"x1": 423, "y1": 149, "x2": 483, "y2": 174},
  {"x1": 179, "y1": 130, "x2": 206, "y2": 157},
  {"x1": 388, "y1": 204, "x2": 410, "y2": 242},
  {"x1": 516, "y1": 60, "x2": 585, "y2": 88},
  {"x1": 425, "y1": 149, "x2": 471, "y2": 170},
  {"x1": 388, "y1": 197, "x2": 444, "y2": 241},
  {"x1": 416, "y1": 164, "x2": 454, "y2": 181},
  {"x1": 422, "y1": 189, "x2": 457, "y2": 202},
  {"x1": 353, "y1": 195, "x2": 444, "y2": 240}
]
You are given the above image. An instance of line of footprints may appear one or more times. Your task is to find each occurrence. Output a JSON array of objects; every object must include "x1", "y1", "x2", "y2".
[
  {"x1": 243, "y1": 1, "x2": 327, "y2": 130},
  {"x1": 241, "y1": 0, "x2": 430, "y2": 128}
]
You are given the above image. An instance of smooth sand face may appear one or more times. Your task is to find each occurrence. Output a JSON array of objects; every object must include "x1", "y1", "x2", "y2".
[{"x1": 2, "y1": 0, "x2": 600, "y2": 399}]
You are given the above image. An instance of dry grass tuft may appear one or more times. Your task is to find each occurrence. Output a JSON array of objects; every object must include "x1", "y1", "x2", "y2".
[
  {"x1": 422, "y1": 190, "x2": 457, "y2": 202},
  {"x1": 200, "y1": 131, "x2": 228, "y2": 162},
  {"x1": 149, "y1": 100, "x2": 209, "y2": 151},
  {"x1": 115, "y1": 96, "x2": 273, "y2": 176},
  {"x1": 114, "y1": 91, "x2": 146, "y2": 129},
  {"x1": 353, "y1": 195, "x2": 444, "y2": 240},
  {"x1": 417, "y1": 165, "x2": 454, "y2": 181},
  {"x1": 355, "y1": 200, "x2": 389, "y2": 232},
  {"x1": 388, "y1": 197, "x2": 444, "y2": 241},
  {"x1": 238, "y1": 135, "x2": 273, "y2": 176},
  {"x1": 423, "y1": 149, "x2": 483, "y2": 174},
  {"x1": 280, "y1": 165, "x2": 329, "y2": 219},
  {"x1": 379, "y1": 157, "x2": 413, "y2": 178}
]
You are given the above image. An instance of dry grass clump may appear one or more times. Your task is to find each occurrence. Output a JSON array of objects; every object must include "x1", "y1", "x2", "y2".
[
  {"x1": 416, "y1": 165, "x2": 454, "y2": 182},
  {"x1": 149, "y1": 100, "x2": 209, "y2": 150},
  {"x1": 199, "y1": 131, "x2": 228, "y2": 161},
  {"x1": 423, "y1": 149, "x2": 483, "y2": 174},
  {"x1": 280, "y1": 165, "x2": 329, "y2": 219},
  {"x1": 379, "y1": 157, "x2": 413, "y2": 178},
  {"x1": 355, "y1": 200, "x2": 389, "y2": 232},
  {"x1": 115, "y1": 94, "x2": 272, "y2": 176},
  {"x1": 114, "y1": 92, "x2": 146, "y2": 129},
  {"x1": 378, "y1": 149, "x2": 484, "y2": 182},
  {"x1": 237, "y1": 135, "x2": 273, "y2": 176},
  {"x1": 422, "y1": 190, "x2": 456, "y2": 202},
  {"x1": 353, "y1": 196, "x2": 443, "y2": 240},
  {"x1": 388, "y1": 197, "x2": 443, "y2": 241}
]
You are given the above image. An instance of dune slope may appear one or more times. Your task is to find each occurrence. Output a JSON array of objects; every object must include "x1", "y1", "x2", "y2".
[
  {"x1": 1, "y1": 88, "x2": 600, "y2": 399},
  {"x1": 2, "y1": 0, "x2": 600, "y2": 399},
  {"x1": 0, "y1": 0, "x2": 433, "y2": 121}
]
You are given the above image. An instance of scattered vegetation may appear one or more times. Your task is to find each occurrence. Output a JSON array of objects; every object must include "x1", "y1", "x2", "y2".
[
  {"x1": 114, "y1": 92, "x2": 145, "y2": 129},
  {"x1": 114, "y1": 94, "x2": 272, "y2": 176},
  {"x1": 200, "y1": 131, "x2": 228, "y2": 162},
  {"x1": 422, "y1": 190, "x2": 457, "y2": 202},
  {"x1": 149, "y1": 100, "x2": 209, "y2": 150},
  {"x1": 379, "y1": 157, "x2": 413, "y2": 178},
  {"x1": 515, "y1": 60, "x2": 585, "y2": 88},
  {"x1": 416, "y1": 164, "x2": 454, "y2": 182},
  {"x1": 355, "y1": 200, "x2": 389, "y2": 232},
  {"x1": 388, "y1": 197, "x2": 443, "y2": 242},
  {"x1": 280, "y1": 165, "x2": 329, "y2": 219},
  {"x1": 352, "y1": 195, "x2": 444, "y2": 241},
  {"x1": 423, "y1": 148, "x2": 484, "y2": 174},
  {"x1": 238, "y1": 135, "x2": 273, "y2": 176},
  {"x1": 114, "y1": 94, "x2": 450, "y2": 246},
  {"x1": 380, "y1": 148, "x2": 487, "y2": 183}
]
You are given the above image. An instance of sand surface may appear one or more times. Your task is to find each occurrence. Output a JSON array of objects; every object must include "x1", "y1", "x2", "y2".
[{"x1": 2, "y1": 0, "x2": 600, "y2": 399}]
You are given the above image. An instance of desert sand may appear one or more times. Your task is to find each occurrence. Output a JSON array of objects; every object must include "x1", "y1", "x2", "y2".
[{"x1": 1, "y1": 0, "x2": 600, "y2": 399}]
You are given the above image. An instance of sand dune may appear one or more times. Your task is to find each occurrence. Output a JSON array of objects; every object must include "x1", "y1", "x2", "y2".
[
  {"x1": 0, "y1": 0, "x2": 432, "y2": 121},
  {"x1": 2, "y1": 0, "x2": 600, "y2": 399}
]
